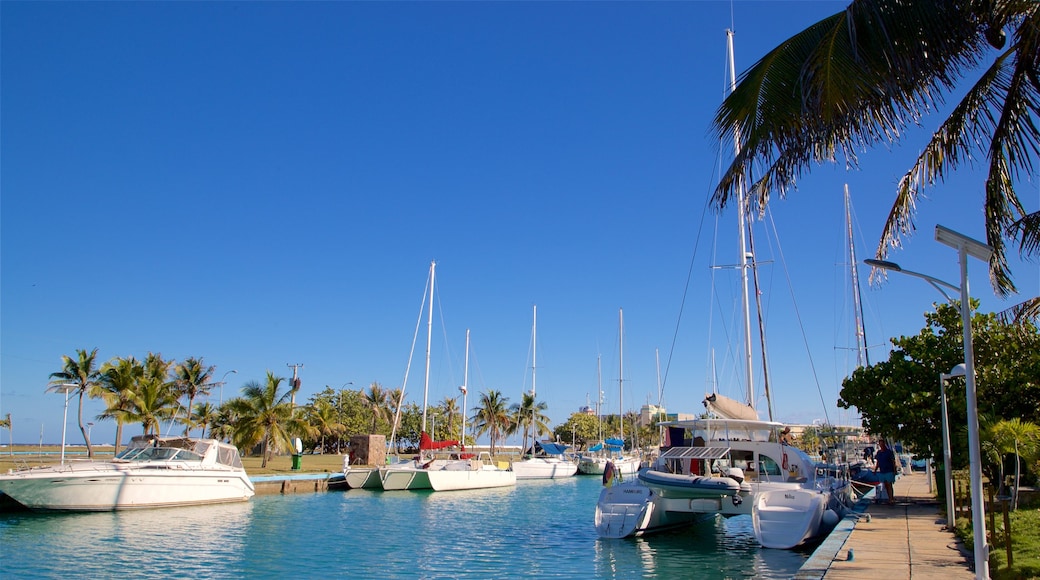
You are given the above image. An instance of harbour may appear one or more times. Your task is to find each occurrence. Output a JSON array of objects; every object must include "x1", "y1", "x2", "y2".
[{"x1": 0, "y1": 467, "x2": 975, "y2": 578}]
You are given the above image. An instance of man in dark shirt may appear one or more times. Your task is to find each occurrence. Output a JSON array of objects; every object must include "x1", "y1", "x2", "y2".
[{"x1": 874, "y1": 438, "x2": 897, "y2": 504}]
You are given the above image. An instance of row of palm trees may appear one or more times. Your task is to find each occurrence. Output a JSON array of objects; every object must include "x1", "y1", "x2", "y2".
[{"x1": 43, "y1": 348, "x2": 562, "y2": 466}]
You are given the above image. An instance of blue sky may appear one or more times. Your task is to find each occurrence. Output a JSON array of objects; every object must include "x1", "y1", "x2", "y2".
[{"x1": 2, "y1": 1, "x2": 1035, "y2": 447}]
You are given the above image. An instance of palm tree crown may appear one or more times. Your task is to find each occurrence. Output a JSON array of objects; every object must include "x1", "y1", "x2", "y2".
[{"x1": 713, "y1": 0, "x2": 1039, "y2": 301}]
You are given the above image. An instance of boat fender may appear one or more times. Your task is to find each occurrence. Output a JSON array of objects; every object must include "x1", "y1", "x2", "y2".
[
  {"x1": 782, "y1": 452, "x2": 789, "y2": 471},
  {"x1": 823, "y1": 509, "x2": 840, "y2": 527}
]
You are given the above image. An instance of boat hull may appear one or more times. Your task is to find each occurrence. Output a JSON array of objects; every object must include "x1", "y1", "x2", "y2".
[
  {"x1": 344, "y1": 466, "x2": 382, "y2": 489},
  {"x1": 0, "y1": 464, "x2": 254, "y2": 511},
  {"x1": 578, "y1": 455, "x2": 640, "y2": 477},
  {"x1": 752, "y1": 488, "x2": 832, "y2": 549},
  {"x1": 595, "y1": 481, "x2": 711, "y2": 538},
  {"x1": 512, "y1": 457, "x2": 578, "y2": 479},
  {"x1": 427, "y1": 467, "x2": 516, "y2": 491},
  {"x1": 379, "y1": 465, "x2": 432, "y2": 491}
]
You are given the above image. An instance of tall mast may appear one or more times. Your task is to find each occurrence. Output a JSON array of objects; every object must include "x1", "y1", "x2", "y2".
[
  {"x1": 460, "y1": 329, "x2": 469, "y2": 447},
  {"x1": 421, "y1": 261, "x2": 435, "y2": 434},
  {"x1": 619, "y1": 307, "x2": 624, "y2": 442},
  {"x1": 532, "y1": 305, "x2": 537, "y2": 397},
  {"x1": 845, "y1": 185, "x2": 871, "y2": 367},
  {"x1": 727, "y1": 29, "x2": 755, "y2": 410}
]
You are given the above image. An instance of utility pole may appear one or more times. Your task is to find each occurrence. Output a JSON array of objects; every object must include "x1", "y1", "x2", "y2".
[{"x1": 287, "y1": 363, "x2": 304, "y2": 409}]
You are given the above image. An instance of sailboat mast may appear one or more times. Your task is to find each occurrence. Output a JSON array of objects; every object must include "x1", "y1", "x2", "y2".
[
  {"x1": 619, "y1": 308, "x2": 624, "y2": 442},
  {"x1": 597, "y1": 355, "x2": 603, "y2": 442},
  {"x1": 727, "y1": 29, "x2": 755, "y2": 410},
  {"x1": 532, "y1": 305, "x2": 537, "y2": 397},
  {"x1": 421, "y1": 261, "x2": 435, "y2": 434},
  {"x1": 845, "y1": 185, "x2": 871, "y2": 367},
  {"x1": 461, "y1": 329, "x2": 469, "y2": 447}
]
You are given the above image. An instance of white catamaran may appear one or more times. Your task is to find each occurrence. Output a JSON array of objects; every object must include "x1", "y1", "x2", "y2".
[{"x1": 595, "y1": 30, "x2": 851, "y2": 548}]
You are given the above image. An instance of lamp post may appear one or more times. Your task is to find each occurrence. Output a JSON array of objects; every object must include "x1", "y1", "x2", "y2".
[
  {"x1": 940, "y1": 363, "x2": 966, "y2": 529},
  {"x1": 865, "y1": 224, "x2": 992, "y2": 580},
  {"x1": 56, "y1": 383, "x2": 77, "y2": 465},
  {"x1": 219, "y1": 370, "x2": 238, "y2": 406}
]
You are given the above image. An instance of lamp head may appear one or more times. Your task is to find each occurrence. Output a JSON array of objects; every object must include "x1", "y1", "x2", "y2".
[{"x1": 864, "y1": 258, "x2": 902, "y2": 272}]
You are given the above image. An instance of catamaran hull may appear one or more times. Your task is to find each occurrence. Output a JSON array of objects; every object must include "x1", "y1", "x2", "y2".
[
  {"x1": 344, "y1": 467, "x2": 382, "y2": 489},
  {"x1": 0, "y1": 466, "x2": 254, "y2": 511},
  {"x1": 512, "y1": 457, "x2": 578, "y2": 479},
  {"x1": 379, "y1": 466, "x2": 432, "y2": 491},
  {"x1": 752, "y1": 488, "x2": 839, "y2": 549},
  {"x1": 595, "y1": 481, "x2": 713, "y2": 538}
]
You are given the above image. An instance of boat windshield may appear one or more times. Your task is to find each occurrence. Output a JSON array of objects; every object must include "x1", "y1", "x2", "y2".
[{"x1": 120, "y1": 446, "x2": 203, "y2": 462}]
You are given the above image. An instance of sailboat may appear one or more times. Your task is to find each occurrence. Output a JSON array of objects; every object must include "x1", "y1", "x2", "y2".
[
  {"x1": 595, "y1": 31, "x2": 851, "y2": 546},
  {"x1": 379, "y1": 264, "x2": 515, "y2": 492},
  {"x1": 578, "y1": 308, "x2": 642, "y2": 478},
  {"x1": 511, "y1": 305, "x2": 578, "y2": 480}
]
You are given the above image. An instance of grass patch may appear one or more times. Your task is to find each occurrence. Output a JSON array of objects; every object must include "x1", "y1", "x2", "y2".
[{"x1": 956, "y1": 506, "x2": 1040, "y2": 579}]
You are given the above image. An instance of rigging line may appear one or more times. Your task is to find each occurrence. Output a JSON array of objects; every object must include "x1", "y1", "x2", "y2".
[
  {"x1": 764, "y1": 208, "x2": 832, "y2": 425},
  {"x1": 389, "y1": 265, "x2": 432, "y2": 452}
]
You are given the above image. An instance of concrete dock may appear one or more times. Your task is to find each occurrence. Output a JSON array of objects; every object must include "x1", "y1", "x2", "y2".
[{"x1": 798, "y1": 470, "x2": 975, "y2": 579}]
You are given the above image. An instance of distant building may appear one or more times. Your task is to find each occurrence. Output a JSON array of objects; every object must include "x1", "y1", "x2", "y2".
[{"x1": 638, "y1": 404, "x2": 696, "y2": 428}]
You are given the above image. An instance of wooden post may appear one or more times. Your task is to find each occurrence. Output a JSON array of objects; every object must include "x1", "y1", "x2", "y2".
[
  {"x1": 988, "y1": 485, "x2": 996, "y2": 549},
  {"x1": 1002, "y1": 497, "x2": 1013, "y2": 568}
]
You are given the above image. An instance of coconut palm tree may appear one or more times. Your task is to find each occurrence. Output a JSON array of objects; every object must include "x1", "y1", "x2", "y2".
[
  {"x1": 0, "y1": 414, "x2": 10, "y2": 454},
  {"x1": 440, "y1": 395, "x2": 460, "y2": 442},
  {"x1": 227, "y1": 371, "x2": 311, "y2": 468},
  {"x1": 471, "y1": 390, "x2": 511, "y2": 456},
  {"x1": 48, "y1": 348, "x2": 105, "y2": 458},
  {"x1": 362, "y1": 382, "x2": 389, "y2": 433},
  {"x1": 511, "y1": 391, "x2": 552, "y2": 457},
  {"x1": 712, "y1": 0, "x2": 1040, "y2": 306},
  {"x1": 98, "y1": 356, "x2": 144, "y2": 453},
  {"x1": 126, "y1": 373, "x2": 180, "y2": 436},
  {"x1": 172, "y1": 357, "x2": 216, "y2": 436},
  {"x1": 307, "y1": 399, "x2": 345, "y2": 454},
  {"x1": 192, "y1": 402, "x2": 219, "y2": 439}
]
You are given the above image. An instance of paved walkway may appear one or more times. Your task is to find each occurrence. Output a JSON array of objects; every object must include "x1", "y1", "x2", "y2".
[{"x1": 798, "y1": 471, "x2": 976, "y2": 579}]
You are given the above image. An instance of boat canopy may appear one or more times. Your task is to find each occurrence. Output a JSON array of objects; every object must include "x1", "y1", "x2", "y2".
[{"x1": 659, "y1": 446, "x2": 732, "y2": 460}]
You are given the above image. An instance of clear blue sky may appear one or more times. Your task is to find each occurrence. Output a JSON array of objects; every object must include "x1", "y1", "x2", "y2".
[{"x1": 2, "y1": 1, "x2": 1035, "y2": 447}]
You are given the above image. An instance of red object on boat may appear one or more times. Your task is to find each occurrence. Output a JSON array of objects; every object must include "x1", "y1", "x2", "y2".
[{"x1": 419, "y1": 431, "x2": 459, "y2": 451}]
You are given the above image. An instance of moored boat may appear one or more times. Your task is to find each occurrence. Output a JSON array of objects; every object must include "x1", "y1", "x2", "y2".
[{"x1": 0, "y1": 435, "x2": 254, "y2": 511}]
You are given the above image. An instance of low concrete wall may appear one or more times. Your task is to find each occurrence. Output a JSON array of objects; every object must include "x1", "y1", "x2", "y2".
[{"x1": 252, "y1": 474, "x2": 332, "y2": 496}]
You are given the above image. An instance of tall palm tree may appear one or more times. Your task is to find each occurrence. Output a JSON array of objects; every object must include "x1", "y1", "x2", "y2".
[
  {"x1": 98, "y1": 356, "x2": 144, "y2": 453},
  {"x1": 172, "y1": 357, "x2": 216, "y2": 436},
  {"x1": 226, "y1": 371, "x2": 307, "y2": 468},
  {"x1": 712, "y1": 0, "x2": 1040, "y2": 305},
  {"x1": 471, "y1": 390, "x2": 511, "y2": 456},
  {"x1": 0, "y1": 414, "x2": 10, "y2": 455},
  {"x1": 48, "y1": 348, "x2": 105, "y2": 458},
  {"x1": 361, "y1": 382, "x2": 389, "y2": 433},
  {"x1": 440, "y1": 395, "x2": 460, "y2": 442},
  {"x1": 192, "y1": 402, "x2": 219, "y2": 439},
  {"x1": 307, "y1": 400, "x2": 345, "y2": 454},
  {"x1": 511, "y1": 391, "x2": 551, "y2": 457},
  {"x1": 126, "y1": 373, "x2": 179, "y2": 436}
]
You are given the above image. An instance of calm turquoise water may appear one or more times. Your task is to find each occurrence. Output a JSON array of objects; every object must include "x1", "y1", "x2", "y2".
[{"x1": 0, "y1": 476, "x2": 809, "y2": 578}]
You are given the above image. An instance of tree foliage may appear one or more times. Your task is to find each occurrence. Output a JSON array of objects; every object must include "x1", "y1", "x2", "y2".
[{"x1": 839, "y1": 301, "x2": 1040, "y2": 470}]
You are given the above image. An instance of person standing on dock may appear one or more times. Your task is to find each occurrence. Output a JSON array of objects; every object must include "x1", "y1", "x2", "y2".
[{"x1": 874, "y1": 438, "x2": 897, "y2": 504}]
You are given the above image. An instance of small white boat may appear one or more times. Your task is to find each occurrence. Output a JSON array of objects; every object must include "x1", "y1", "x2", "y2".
[
  {"x1": 513, "y1": 442, "x2": 578, "y2": 479},
  {"x1": 0, "y1": 435, "x2": 254, "y2": 511},
  {"x1": 752, "y1": 488, "x2": 840, "y2": 549}
]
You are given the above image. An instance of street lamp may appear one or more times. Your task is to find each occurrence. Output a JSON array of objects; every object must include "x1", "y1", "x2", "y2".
[
  {"x1": 87, "y1": 422, "x2": 94, "y2": 441},
  {"x1": 219, "y1": 370, "x2": 238, "y2": 406},
  {"x1": 865, "y1": 224, "x2": 992, "y2": 580},
  {"x1": 940, "y1": 363, "x2": 967, "y2": 529},
  {"x1": 56, "y1": 383, "x2": 77, "y2": 465}
]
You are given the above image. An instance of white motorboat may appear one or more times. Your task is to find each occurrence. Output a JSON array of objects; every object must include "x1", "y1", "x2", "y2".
[{"x1": 0, "y1": 435, "x2": 254, "y2": 511}]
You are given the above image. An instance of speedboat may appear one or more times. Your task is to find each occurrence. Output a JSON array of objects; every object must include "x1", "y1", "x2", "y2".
[{"x1": 0, "y1": 435, "x2": 254, "y2": 511}]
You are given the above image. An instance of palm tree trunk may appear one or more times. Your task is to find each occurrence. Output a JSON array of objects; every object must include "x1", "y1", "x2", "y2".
[
  {"x1": 114, "y1": 421, "x2": 124, "y2": 455},
  {"x1": 77, "y1": 391, "x2": 94, "y2": 459}
]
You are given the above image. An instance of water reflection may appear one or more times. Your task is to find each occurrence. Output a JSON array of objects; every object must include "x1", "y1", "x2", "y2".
[{"x1": 0, "y1": 502, "x2": 253, "y2": 578}]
